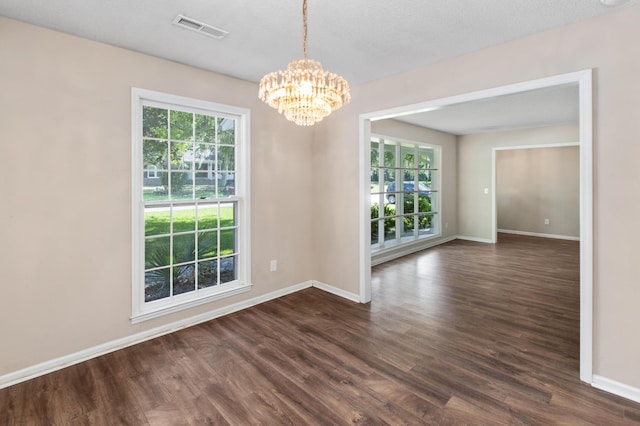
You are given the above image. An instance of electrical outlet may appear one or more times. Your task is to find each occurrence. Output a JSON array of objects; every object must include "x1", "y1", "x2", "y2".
[
  {"x1": 544, "y1": 218, "x2": 550, "y2": 225},
  {"x1": 270, "y1": 260, "x2": 277, "y2": 272}
]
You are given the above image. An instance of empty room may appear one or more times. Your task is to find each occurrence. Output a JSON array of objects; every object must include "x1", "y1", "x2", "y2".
[{"x1": 1, "y1": 0, "x2": 640, "y2": 424}]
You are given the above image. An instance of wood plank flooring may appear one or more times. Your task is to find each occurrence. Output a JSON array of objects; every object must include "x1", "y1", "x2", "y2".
[{"x1": 2, "y1": 234, "x2": 640, "y2": 424}]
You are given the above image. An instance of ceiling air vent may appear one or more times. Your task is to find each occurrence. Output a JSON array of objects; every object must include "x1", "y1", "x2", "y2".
[{"x1": 172, "y1": 14, "x2": 228, "y2": 40}]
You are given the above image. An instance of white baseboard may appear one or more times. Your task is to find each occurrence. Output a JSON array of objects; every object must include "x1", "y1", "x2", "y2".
[
  {"x1": 456, "y1": 235, "x2": 494, "y2": 244},
  {"x1": 312, "y1": 280, "x2": 361, "y2": 303},
  {"x1": 0, "y1": 281, "x2": 314, "y2": 390},
  {"x1": 592, "y1": 375, "x2": 640, "y2": 404},
  {"x1": 371, "y1": 236, "x2": 457, "y2": 266},
  {"x1": 498, "y1": 229, "x2": 580, "y2": 241}
]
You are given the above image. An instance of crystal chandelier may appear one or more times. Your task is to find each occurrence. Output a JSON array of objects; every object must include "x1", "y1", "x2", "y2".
[{"x1": 258, "y1": 0, "x2": 351, "y2": 126}]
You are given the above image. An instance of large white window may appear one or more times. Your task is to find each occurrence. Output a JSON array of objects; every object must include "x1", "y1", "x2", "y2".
[
  {"x1": 370, "y1": 136, "x2": 440, "y2": 252},
  {"x1": 131, "y1": 89, "x2": 250, "y2": 323}
]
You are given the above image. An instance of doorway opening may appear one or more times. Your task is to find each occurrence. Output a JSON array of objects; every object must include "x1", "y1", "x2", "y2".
[{"x1": 358, "y1": 69, "x2": 593, "y2": 383}]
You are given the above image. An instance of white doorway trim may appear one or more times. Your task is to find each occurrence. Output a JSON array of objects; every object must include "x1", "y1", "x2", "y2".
[{"x1": 358, "y1": 69, "x2": 593, "y2": 383}]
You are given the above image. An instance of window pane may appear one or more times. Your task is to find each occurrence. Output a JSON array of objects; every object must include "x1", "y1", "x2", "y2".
[
  {"x1": 370, "y1": 167, "x2": 379, "y2": 189},
  {"x1": 370, "y1": 141, "x2": 380, "y2": 167},
  {"x1": 220, "y1": 256, "x2": 237, "y2": 283},
  {"x1": 403, "y1": 197, "x2": 415, "y2": 214},
  {"x1": 144, "y1": 182, "x2": 169, "y2": 202},
  {"x1": 197, "y1": 231, "x2": 218, "y2": 260},
  {"x1": 170, "y1": 110, "x2": 193, "y2": 141},
  {"x1": 383, "y1": 141, "x2": 395, "y2": 168},
  {"x1": 218, "y1": 146, "x2": 235, "y2": 171},
  {"x1": 195, "y1": 144, "x2": 216, "y2": 163},
  {"x1": 198, "y1": 260, "x2": 218, "y2": 289},
  {"x1": 172, "y1": 205, "x2": 196, "y2": 233},
  {"x1": 371, "y1": 218, "x2": 380, "y2": 245},
  {"x1": 401, "y1": 145, "x2": 414, "y2": 168},
  {"x1": 173, "y1": 264, "x2": 195, "y2": 295},
  {"x1": 143, "y1": 106, "x2": 168, "y2": 139},
  {"x1": 143, "y1": 139, "x2": 168, "y2": 170},
  {"x1": 220, "y1": 229, "x2": 235, "y2": 255},
  {"x1": 195, "y1": 114, "x2": 215, "y2": 143},
  {"x1": 419, "y1": 214, "x2": 435, "y2": 236},
  {"x1": 194, "y1": 143, "x2": 215, "y2": 180},
  {"x1": 420, "y1": 147, "x2": 436, "y2": 168},
  {"x1": 402, "y1": 169, "x2": 414, "y2": 182},
  {"x1": 219, "y1": 173, "x2": 235, "y2": 197},
  {"x1": 145, "y1": 236, "x2": 170, "y2": 269},
  {"x1": 384, "y1": 215, "x2": 396, "y2": 242},
  {"x1": 195, "y1": 184, "x2": 217, "y2": 200},
  {"x1": 145, "y1": 269, "x2": 170, "y2": 302},
  {"x1": 198, "y1": 204, "x2": 219, "y2": 230},
  {"x1": 173, "y1": 233, "x2": 195, "y2": 264},
  {"x1": 218, "y1": 118, "x2": 235, "y2": 144},
  {"x1": 171, "y1": 143, "x2": 193, "y2": 169},
  {"x1": 418, "y1": 195, "x2": 432, "y2": 213},
  {"x1": 220, "y1": 203, "x2": 235, "y2": 227},
  {"x1": 145, "y1": 206, "x2": 171, "y2": 236},
  {"x1": 402, "y1": 216, "x2": 416, "y2": 238},
  {"x1": 170, "y1": 172, "x2": 193, "y2": 200}
]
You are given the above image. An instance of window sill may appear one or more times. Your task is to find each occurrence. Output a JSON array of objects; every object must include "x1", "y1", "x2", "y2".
[
  {"x1": 131, "y1": 282, "x2": 252, "y2": 324},
  {"x1": 372, "y1": 234, "x2": 442, "y2": 265}
]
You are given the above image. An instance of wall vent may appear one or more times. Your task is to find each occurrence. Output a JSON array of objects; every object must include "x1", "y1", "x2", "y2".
[{"x1": 172, "y1": 14, "x2": 228, "y2": 40}]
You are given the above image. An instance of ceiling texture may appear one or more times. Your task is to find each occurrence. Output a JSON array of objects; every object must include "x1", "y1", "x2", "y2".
[
  {"x1": 1, "y1": 0, "x2": 638, "y2": 133},
  {"x1": 1, "y1": 0, "x2": 638, "y2": 86}
]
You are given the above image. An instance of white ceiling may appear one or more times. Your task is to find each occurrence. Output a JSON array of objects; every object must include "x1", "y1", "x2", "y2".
[
  {"x1": 393, "y1": 84, "x2": 580, "y2": 135},
  {"x1": 1, "y1": 0, "x2": 638, "y2": 86},
  {"x1": 1, "y1": 0, "x2": 635, "y2": 134}
]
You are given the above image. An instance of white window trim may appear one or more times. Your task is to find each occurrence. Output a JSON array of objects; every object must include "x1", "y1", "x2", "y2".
[
  {"x1": 131, "y1": 88, "x2": 251, "y2": 323},
  {"x1": 370, "y1": 133, "x2": 442, "y2": 255}
]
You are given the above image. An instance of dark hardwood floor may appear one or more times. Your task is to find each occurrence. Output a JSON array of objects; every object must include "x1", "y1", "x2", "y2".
[{"x1": 3, "y1": 234, "x2": 640, "y2": 424}]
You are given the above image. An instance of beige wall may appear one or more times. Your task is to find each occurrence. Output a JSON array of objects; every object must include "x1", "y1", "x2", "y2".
[
  {"x1": 314, "y1": 6, "x2": 640, "y2": 389},
  {"x1": 371, "y1": 119, "x2": 458, "y2": 241},
  {"x1": 0, "y1": 17, "x2": 313, "y2": 375},
  {"x1": 458, "y1": 124, "x2": 579, "y2": 239},
  {"x1": 497, "y1": 146, "x2": 579, "y2": 238}
]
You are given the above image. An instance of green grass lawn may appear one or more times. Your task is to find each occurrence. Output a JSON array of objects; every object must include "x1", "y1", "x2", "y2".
[
  {"x1": 144, "y1": 203, "x2": 236, "y2": 269},
  {"x1": 145, "y1": 204, "x2": 235, "y2": 236}
]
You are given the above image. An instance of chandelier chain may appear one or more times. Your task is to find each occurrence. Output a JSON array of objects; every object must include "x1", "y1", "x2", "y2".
[{"x1": 303, "y1": 0, "x2": 307, "y2": 60}]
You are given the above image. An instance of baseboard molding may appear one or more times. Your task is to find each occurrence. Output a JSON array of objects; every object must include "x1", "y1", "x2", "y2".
[
  {"x1": 0, "y1": 280, "x2": 314, "y2": 390},
  {"x1": 312, "y1": 280, "x2": 361, "y2": 303},
  {"x1": 498, "y1": 229, "x2": 580, "y2": 241},
  {"x1": 592, "y1": 375, "x2": 640, "y2": 404},
  {"x1": 372, "y1": 236, "x2": 457, "y2": 266},
  {"x1": 456, "y1": 235, "x2": 494, "y2": 244}
]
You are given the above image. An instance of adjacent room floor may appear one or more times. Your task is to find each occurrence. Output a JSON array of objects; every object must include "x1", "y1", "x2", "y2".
[{"x1": 2, "y1": 234, "x2": 640, "y2": 424}]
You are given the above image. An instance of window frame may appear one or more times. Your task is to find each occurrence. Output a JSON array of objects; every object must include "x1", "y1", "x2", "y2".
[
  {"x1": 131, "y1": 88, "x2": 251, "y2": 323},
  {"x1": 370, "y1": 134, "x2": 441, "y2": 253}
]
